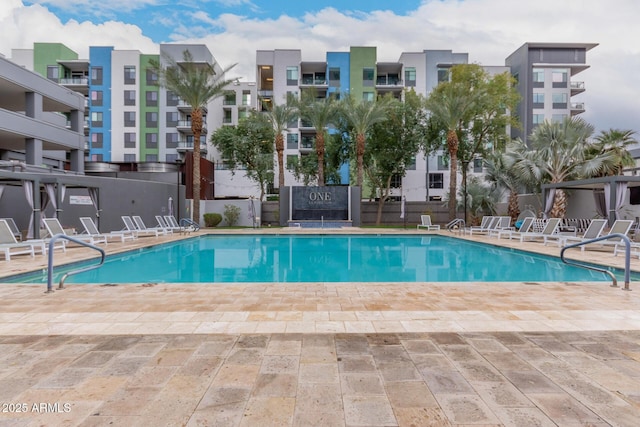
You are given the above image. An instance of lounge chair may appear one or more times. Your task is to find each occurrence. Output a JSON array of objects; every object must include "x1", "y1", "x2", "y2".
[
  {"x1": 0, "y1": 218, "x2": 22, "y2": 241},
  {"x1": 469, "y1": 216, "x2": 500, "y2": 235},
  {"x1": 493, "y1": 217, "x2": 535, "y2": 240},
  {"x1": 576, "y1": 219, "x2": 633, "y2": 253},
  {"x1": 0, "y1": 219, "x2": 40, "y2": 261},
  {"x1": 43, "y1": 217, "x2": 107, "y2": 246},
  {"x1": 487, "y1": 216, "x2": 513, "y2": 237},
  {"x1": 467, "y1": 216, "x2": 493, "y2": 234},
  {"x1": 155, "y1": 215, "x2": 180, "y2": 234},
  {"x1": 417, "y1": 215, "x2": 440, "y2": 231},
  {"x1": 545, "y1": 218, "x2": 608, "y2": 247},
  {"x1": 517, "y1": 218, "x2": 562, "y2": 242},
  {"x1": 122, "y1": 216, "x2": 160, "y2": 238},
  {"x1": 133, "y1": 215, "x2": 170, "y2": 235},
  {"x1": 164, "y1": 215, "x2": 193, "y2": 233},
  {"x1": 80, "y1": 217, "x2": 136, "y2": 243}
]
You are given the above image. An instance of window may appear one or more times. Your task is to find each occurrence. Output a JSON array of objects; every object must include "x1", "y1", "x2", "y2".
[
  {"x1": 287, "y1": 133, "x2": 299, "y2": 149},
  {"x1": 124, "y1": 111, "x2": 136, "y2": 127},
  {"x1": 91, "y1": 132, "x2": 103, "y2": 148},
  {"x1": 239, "y1": 109, "x2": 249, "y2": 120},
  {"x1": 145, "y1": 154, "x2": 158, "y2": 162},
  {"x1": 437, "y1": 155, "x2": 448, "y2": 171},
  {"x1": 124, "y1": 132, "x2": 136, "y2": 148},
  {"x1": 166, "y1": 132, "x2": 179, "y2": 148},
  {"x1": 145, "y1": 133, "x2": 158, "y2": 148},
  {"x1": 390, "y1": 174, "x2": 402, "y2": 189},
  {"x1": 46, "y1": 66, "x2": 59, "y2": 82},
  {"x1": 124, "y1": 154, "x2": 136, "y2": 162},
  {"x1": 429, "y1": 173, "x2": 444, "y2": 189},
  {"x1": 437, "y1": 67, "x2": 449, "y2": 83},
  {"x1": 146, "y1": 69, "x2": 158, "y2": 86},
  {"x1": 146, "y1": 112, "x2": 158, "y2": 128},
  {"x1": 552, "y1": 114, "x2": 567, "y2": 123},
  {"x1": 405, "y1": 67, "x2": 416, "y2": 87},
  {"x1": 552, "y1": 69, "x2": 568, "y2": 88},
  {"x1": 124, "y1": 66, "x2": 136, "y2": 84},
  {"x1": 91, "y1": 90, "x2": 103, "y2": 107},
  {"x1": 362, "y1": 92, "x2": 374, "y2": 102},
  {"x1": 532, "y1": 93, "x2": 544, "y2": 108},
  {"x1": 223, "y1": 109, "x2": 232, "y2": 124},
  {"x1": 532, "y1": 68, "x2": 544, "y2": 87},
  {"x1": 552, "y1": 93, "x2": 568, "y2": 108},
  {"x1": 224, "y1": 92, "x2": 236, "y2": 105},
  {"x1": 406, "y1": 156, "x2": 416, "y2": 170},
  {"x1": 286, "y1": 66, "x2": 298, "y2": 85},
  {"x1": 166, "y1": 153, "x2": 179, "y2": 163},
  {"x1": 124, "y1": 90, "x2": 136, "y2": 106},
  {"x1": 473, "y1": 158, "x2": 483, "y2": 173},
  {"x1": 329, "y1": 68, "x2": 340, "y2": 87},
  {"x1": 242, "y1": 90, "x2": 251, "y2": 106},
  {"x1": 91, "y1": 154, "x2": 103, "y2": 161},
  {"x1": 362, "y1": 68, "x2": 374, "y2": 86},
  {"x1": 166, "y1": 111, "x2": 179, "y2": 127},
  {"x1": 146, "y1": 91, "x2": 158, "y2": 107},
  {"x1": 91, "y1": 112, "x2": 103, "y2": 127},
  {"x1": 533, "y1": 114, "x2": 545, "y2": 125},
  {"x1": 166, "y1": 91, "x2": 179, "y2": 106},
  {"x1": 91, "y1": 67, "x2": 103, "y2": 85}
]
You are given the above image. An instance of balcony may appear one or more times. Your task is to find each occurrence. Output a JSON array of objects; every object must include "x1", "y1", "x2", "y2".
[
  {"x1": 176, "y1": 141, "x2": 208, "y2": 154},
  {"x1": 570, "y1": 81, "x2": 586, "y2": 95},
  {"x1": 176, "y1": 121, "x2": 207, "y2": 134},
  {"x1": 300, "y1": 136, "x2": 315, "y2": 152},
  {"x1": 376, "y1": 76, "x2": 403, "y2": 87},
  {"x1": 570, "y1": 102, "x2": 585, "y2": 115},
  {"x1": 59, "y1": 77, "x2": 88, "y2": 86},
  {"x1": 177, "y1": 101, "x2": 207, "y2": 113}
]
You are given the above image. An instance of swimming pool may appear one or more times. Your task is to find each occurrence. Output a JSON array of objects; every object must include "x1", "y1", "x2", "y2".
[{"x1": 2, "y1": 235, "x2": 633, "y2": 284}]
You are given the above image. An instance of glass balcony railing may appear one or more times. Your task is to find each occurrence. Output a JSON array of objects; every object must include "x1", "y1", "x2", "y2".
[{"x1": 59, "y1": 77, "x2": 88, "y2": 85}]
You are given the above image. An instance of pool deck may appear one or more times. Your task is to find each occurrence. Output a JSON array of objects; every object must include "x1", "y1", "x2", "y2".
[{"x1": 1, "y1": 228, "x2": 639, "y2": 426}]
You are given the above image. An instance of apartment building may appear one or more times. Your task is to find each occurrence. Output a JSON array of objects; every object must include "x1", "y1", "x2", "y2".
[{"x1": 506, "y1": 42, "x2": 597, "y2": 143}]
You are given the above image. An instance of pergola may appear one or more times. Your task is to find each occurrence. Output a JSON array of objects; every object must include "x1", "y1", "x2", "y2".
[{"x1": 541, "y1": 175, "x2": 640, "y2": 227}]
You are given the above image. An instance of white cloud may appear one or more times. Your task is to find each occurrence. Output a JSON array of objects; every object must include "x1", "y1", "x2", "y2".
[{"x1": 2, "y1": 0, "x2": 639, "y2": 133}]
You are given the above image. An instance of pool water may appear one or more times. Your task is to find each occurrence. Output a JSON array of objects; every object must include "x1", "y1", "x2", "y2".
[{"x1": 3, "y1": 235, "x2": 632, "y2": 284}]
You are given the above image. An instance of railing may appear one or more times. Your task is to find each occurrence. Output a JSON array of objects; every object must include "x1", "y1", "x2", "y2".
[
  {"x1": 446, "y1": 218, "x2": 465, "y2": 233},
  {"x1": 46, "y1": 234, "x2": 105, "y2": 293},
  {"x1": 560, "y1": 233, "x2": 631, "y2": 290},
  {"x1": 180, "y1": 218, "x2": 200, "y2": 231}
]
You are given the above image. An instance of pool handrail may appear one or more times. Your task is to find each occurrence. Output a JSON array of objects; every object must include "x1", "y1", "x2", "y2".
[
  {"x1": 560, "y1": 233, "x2": 631, "y2": 291},
  {"x1": 446, "y1": 218, "x2": 465, "y2": 234},
  {"x1": 46, "y1": 234, "x2": 105, "y2": 293},
  {"x1": 179, "y1": 218, "x2": 200, "y2": 231}
]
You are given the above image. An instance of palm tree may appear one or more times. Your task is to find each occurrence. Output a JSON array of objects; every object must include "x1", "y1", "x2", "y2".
[
  {"x1": 424, "y1": 81, "x2": 480, "y2": 220},
  {"x1": 298, "y1": 91, "x2": 338, "y2": 186},
  {"x1": 507, "y1": 117, "x2": 614, "y2": 218},
  {"x1": 483, "y1": 151, "x2": 526, "y2": 223},
  {"x1": 340, "y1": 95, "x2": 389, "y2": 187},
  {"x1": 592, "y1": 129, "x2": 637, "y2": 176},
  {"x1": 264, "y1": 100, "x2": 298, "y2": 189},
  {"x1": 150, "y1": 50, "x2": 236, "y2": 225}
]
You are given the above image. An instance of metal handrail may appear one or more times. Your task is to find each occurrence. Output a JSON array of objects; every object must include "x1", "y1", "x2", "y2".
[
  {"x1": 446, "y1": 218, "x2": 466, "y2": 233},
  {"x1": 46, "y1": 234, "x2": 105, "y2": 293},
  {"x1": 180, "y1": 218, "x2": 200, "y2": 231},
  {"x1": 560, "y1": 233, "x2": 631, "y2": 291}
]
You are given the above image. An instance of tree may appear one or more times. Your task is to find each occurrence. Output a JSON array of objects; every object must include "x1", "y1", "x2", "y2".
[
  {"x1": 297, "y1": 90, "x2": 338, "y2": 185},
  {"x1": 365, "y1": 91, "x2": 428, "y2": 224},
  {"x1": 210, "y1": 113, "x2": 275, "y2": 200},
  {"x1": 483, "y1": 151, "x2": 527, "y2": 222},
  {"x1": 506, "y1": 117, "x2": 615, "y2": 218},
  {"x1": 590, "y1": 129, "x2": 637, "y2": 176},
  {"x1": 424, "y1": 64, "x2": 519, "y2": 221},
  {"x1": 149, "y1": 50, "x2": 236, "y2": 224},
  {"x1": 264, "y1": 99, "x2": 298, "y2": 189},
  {"x1": 339, "y1": 95, "x2": 390, "y2": 188},
  {"x1": 456, "y1": 176, "x2": 501, "y2": 225}
]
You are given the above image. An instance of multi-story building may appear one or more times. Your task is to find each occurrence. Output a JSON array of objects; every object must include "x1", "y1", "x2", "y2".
[{"x1": 506, "y1": 42, "x2": 597, "y2": 143}]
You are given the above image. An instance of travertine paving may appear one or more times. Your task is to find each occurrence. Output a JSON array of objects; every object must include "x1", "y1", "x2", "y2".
[{"x1": 0, "y1": 228, "x2": 639, "y2": 426}]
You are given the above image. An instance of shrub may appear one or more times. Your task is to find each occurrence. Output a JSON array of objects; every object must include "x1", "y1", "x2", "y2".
[
  {"x1": 203, "y1": 213, "x2": 222, "y2": 227},
  {"x1": 223, "y1": 204, "x2": 241, "y2": 226}
]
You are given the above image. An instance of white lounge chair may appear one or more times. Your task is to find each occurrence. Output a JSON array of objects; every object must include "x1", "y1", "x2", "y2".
[
  {"x1": 0, "y1": 218, "x2": 22, "y2": 241},
  {"x1": 133, "y1": 215, "x2": 169, "y2": 235},
  {"x1": 43, "y1": 217, "x2": 107, "y2": 246},
  {"x1": 493, "y1": 217, "x2": 535, "y2": 240},
  {"x1": 545, "y1": 218, "x2": 608, "y2": 247},
  {"x1": 0, "y1": 219, "x2": 40, "y2": 261},
  {"x1": 122, "y1": 216, "x2": 160, "y2": 238},
  {"x1": 518, "y1": 218, "x2": 562, "y2": 242},
  {"x1": 469, "y1": 216, "x2": 500, "y2": 235},
  {"x1": 155, "y1": 215, "x2": 180, "y2": 234},
  {"x1": 488, "y1": 216, "x2": 513, "y2": 237},
  {"x1": 417, "y1": 215, "x2": 440, "y2": 231},
  {"x1": 578, "y1": 219, "x2": 633, "y2": 253},
  {"x1": 80, "y1": 217, "x2": 136, "y2": 243}
]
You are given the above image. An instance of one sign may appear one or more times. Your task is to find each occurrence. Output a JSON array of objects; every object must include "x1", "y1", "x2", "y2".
[{"x1": 69, "y1": 195, "x2": 93, "y2": 205}]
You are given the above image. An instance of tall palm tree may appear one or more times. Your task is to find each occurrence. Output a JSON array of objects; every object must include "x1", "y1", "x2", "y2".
[
  {"x1": 150, "y1": 50, "x2": 236, "y2": 225},
  {"x1": 340, "y1": 95, "x2": 389, "y2": 187},
  {"x1": 424, "y1": 81, "x2": 480, "y2": 220},
  {"x1": 592, "y1": 129, "x2": 637, "y2": 176},
  {"x1": 483, "y1": 151, "x2": 524, "y2": 223},
  {"x1": 298, "y1": 91, "x2": 338, "y2": 186},
  {"x1": 264, "y1": 100, "x2": 298, "y2": 189},
  {"x1": 507, "y1": 117, "x2": 614, "y2": 218}
]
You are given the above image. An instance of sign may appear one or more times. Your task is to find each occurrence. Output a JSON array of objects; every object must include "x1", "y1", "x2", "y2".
[
  {"x1": 292, "y1": 186, "x2": 349, "y2": 220},
  {"x1": 69, "y1": 195, "x2": 93, "y2": 205}
]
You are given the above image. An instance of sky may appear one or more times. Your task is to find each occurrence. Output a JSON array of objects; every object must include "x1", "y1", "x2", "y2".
[{"x1": 1, "y1": 0, "x2": 639, "y2": 135}]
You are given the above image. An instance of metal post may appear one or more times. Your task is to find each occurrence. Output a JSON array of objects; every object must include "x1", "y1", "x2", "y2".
[{"x1": 462, "y1": 160, "x2": 469, "y2": 224}]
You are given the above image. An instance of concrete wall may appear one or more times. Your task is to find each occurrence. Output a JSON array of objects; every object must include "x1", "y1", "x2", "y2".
[{"x1": 200, "y1": 199, "x2": 262, "y2": 227}]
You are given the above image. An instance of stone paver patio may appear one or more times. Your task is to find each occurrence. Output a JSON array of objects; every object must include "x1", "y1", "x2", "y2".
[{"x1": 1, "y1": 228, "x2": 639, "y2": 426}]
